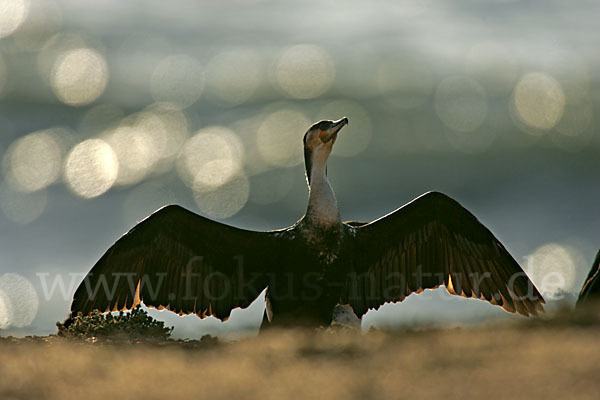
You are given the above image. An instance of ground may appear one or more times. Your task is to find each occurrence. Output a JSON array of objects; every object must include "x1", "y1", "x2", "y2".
[{"x1": 1, "y1": 310, "x2": 600, "y2": 400}]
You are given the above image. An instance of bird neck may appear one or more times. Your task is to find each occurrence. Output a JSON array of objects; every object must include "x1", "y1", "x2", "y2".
[{"x1": 305, "y1": 161, "x2": 340, "y2": 226}]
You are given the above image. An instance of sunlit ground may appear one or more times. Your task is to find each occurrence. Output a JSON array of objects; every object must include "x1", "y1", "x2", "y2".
[{"x1": 2, "y1": 319, "x2": 600, "y2": 399}]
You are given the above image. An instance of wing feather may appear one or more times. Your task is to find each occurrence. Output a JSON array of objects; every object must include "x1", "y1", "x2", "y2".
[
  {"x1": 342, "y1": 192, "x2": 544, "y2": 317},
  {"x1": 70, "y1": 205, "x2": 281, "y2": 321}
]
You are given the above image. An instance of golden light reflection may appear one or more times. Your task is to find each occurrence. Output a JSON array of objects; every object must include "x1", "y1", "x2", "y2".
[
  {"x1": 205, "y1": 49, "x2": 262, "y2": 106},
  {"x1": 256, "y1": 108, "x2": 310, "y2": 167},
  {"x1": 50, "y1": 48, "x2": 109, "y2": 106},
  {"x1": 177, "y1": 126, "x2": 243, "y2": 190},
  {"x1": 193, "y1": 174, "x2": 250, "y2": 219},
  {"x1": 275, "y1": 44, "x2": 334, "y2": 99},
  {"x1": 0, "y1": 0, "x2": 30, "y2": 38},
  {"x1": 434, "y1": 76, "x2": 488, "y2": 133},
  {"x1": 527, "y1": 243, "x2": 583, "y2": 298},
  {"x1": 465, "y1": 42, "x2": 518, "y2": 97},
  {"x1": 0, "y1": 273, "x2": 39, "y2": 328},
  {"x1": 150, "y1": 54, "x2": 204, "y2": 108},
  {"x1": 3, "y1": 129, "x2": 63, "y2": 192},
  {"x1": 511, "y1": 72, "x2": 565, "y2": 133},
  {"x1": 0, "y1": 182, "x2": 47, "y2": 224},
  {"x1": 64, "y1": 139, "x2": 119, "y2": 198},
  {"x1": 316, "y1": 100, "x2": 372, "y2": 157},
  {"x1": 376, "y1": 56, "x2": 434, "y2": 109}
]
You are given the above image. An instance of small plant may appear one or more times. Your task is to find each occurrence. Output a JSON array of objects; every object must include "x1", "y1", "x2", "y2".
[{"x1": 57, "y1": 307, "x2": 173, "y2": 341}]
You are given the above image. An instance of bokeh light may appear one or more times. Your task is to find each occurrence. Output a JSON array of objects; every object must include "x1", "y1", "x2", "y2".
[
  {"x1": 150, "y1": 54, "x2": 204, "y2": 108},
  {"x1": 0, "y1": 289, "x2": 10, "y2": 329},
  {"x1": 0, "y1": 182, "x2": 47, "y2": 224},
  {"x1": 177, "y1": 126, "x2": 244, "y2": 190},
  {"x1": 104, "y1": 124, "x2": 157, "y2": 186},
  {"x1": 64, "y1": 139, "x2": 119, "y2": 198},
  {"x1": 275, "y1": 44, "x2": 335, "y2": 99},
  {"x1": 0, "y1": 0, "x2": 30, "y2": 38},
  {"x1": 465, "y1": 42, "x2": 518, "y2": 97},
  {"x1": 0, "y1": 273, "x2": 39, "y2": 328},
  {"x1": 527, "y1": 243, "x2": 583, "y2": 298},
  {"x1": 3, "y1": 129, "x2": 64, "y2": 192},
  {"x1": 542, "y1": 50, "x2": 591, "y2": 104},
  {"x1": 103, "y1": 106, "x2": 188, "y2": 186},
  {"x1": 193, "y1": 174, "x2": 250, "y2": 219},
  {"x1": 205, "y1": 49, "x2": 263, "y2": 106},
  {"x1": 50, "y1": 48, "x2": 109, "y2": 106},
  {"x1": 434, "y1": 76, "x2": 488, "y2": 133},
  {"x1": 38, "y1": 32, "x2": 91, "y2": 81},
  {"x1": 229, "y1": 114, "x2": 272, "y2": 176},
  {"x1": 315, "y1": 100, "x2": 373, "y2": 157},
  {"x1": 142, "y1": 102, "x2": 190, "y2": 172},
  {"x1": 376, "y1": 55, "x2": 434, "y2": 109},
  {"x1": 511, "y1": 72, "x2": 565, "y2": 133},
  {"x1": 256, "y1": 108, "x2": 310, "y2": 167}
]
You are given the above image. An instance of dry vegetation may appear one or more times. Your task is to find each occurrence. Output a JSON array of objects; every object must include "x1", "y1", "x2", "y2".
[{"x1": 2, "y1": 310, "x2": 600, "y2": 400}]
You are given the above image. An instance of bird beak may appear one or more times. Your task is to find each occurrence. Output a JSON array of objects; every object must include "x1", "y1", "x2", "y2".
[{"x1": 320, "y1": 117, "x2": 349, "y2": 143}]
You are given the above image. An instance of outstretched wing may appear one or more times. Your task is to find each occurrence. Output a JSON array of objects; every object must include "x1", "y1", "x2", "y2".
[
  {"x1": 577, "y1": 248, "x2": 600, "y2": 306},
  {"x1": 70, "y1": 205, "x2": 281, "y2": 321},
  {"x1": 341, "y1": 192, "x2": 545, "y2": 317}
]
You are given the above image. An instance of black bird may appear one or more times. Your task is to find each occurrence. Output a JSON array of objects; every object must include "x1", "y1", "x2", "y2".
[
  {"x1": 68, "y1": 117, "x2": 544, "y2": 328},
  {"x1": 576, "y1": 248, "x2": 600, "y2": 306}
]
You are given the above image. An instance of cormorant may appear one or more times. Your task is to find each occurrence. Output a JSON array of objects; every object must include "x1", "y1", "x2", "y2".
[
  {"x1": 576, "y1": 248, "x2": 600, "y2": 306},
  {"x1": 67, "y1": 117, "x2": 545, "y2": 328}
]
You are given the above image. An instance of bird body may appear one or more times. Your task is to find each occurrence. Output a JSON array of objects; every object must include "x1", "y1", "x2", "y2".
[{"x1": 67, "y1": 117, "x2": 545, "y2": 330}]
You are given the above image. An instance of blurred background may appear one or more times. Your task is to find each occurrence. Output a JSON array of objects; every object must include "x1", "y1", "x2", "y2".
[{"x1": 0, "y1": 0, "x2": 598, "y2": 339}]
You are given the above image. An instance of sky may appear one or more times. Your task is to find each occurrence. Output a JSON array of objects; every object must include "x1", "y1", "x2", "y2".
[{"x1": 0, "y1": 0, "x2": 599, "y2": 338}]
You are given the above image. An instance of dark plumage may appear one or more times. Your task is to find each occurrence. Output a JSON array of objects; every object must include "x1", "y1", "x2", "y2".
[
  {"x1": 67, "y1": 117, "x2": 544, "y2": 329},
  {"x1": 576, "y1": 248, "x2": 600, "y2": 306}
]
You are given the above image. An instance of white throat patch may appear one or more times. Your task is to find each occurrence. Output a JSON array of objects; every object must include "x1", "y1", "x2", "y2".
[{"x1": 306, "y1": 162, "x2": 339, "y2": 224}]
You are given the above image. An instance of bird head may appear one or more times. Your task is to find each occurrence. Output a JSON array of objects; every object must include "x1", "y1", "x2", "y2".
[{"x1": 303, "y1": 117, "x2": 348, "y2": 183}]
